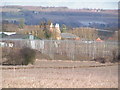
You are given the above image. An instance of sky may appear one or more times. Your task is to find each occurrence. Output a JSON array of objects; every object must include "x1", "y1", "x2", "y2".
[{"x1": 1, "y1": 0, "x2": 119, "y2": 9}]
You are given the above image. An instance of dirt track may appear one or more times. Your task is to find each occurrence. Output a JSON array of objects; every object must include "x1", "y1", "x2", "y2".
[{"x1": 1, "y1": 60, "x2": 118, "y2": 88}]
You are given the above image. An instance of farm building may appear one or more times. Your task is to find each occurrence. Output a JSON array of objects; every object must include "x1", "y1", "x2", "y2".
[
  {"x1": 0, "y1": 32, "x2": 8, "y2": 38},
  {"x1": 3, "y1": 34, "x2": 41, "y2": 40},
  {"x1": 0, "y1": 32, "x2": 16, "y2": 35},
  {"x1": 96, "y1": 37, "x2": 103, "y2": 42},
  {"x1": 61, "y1": 33, "x2": 80, "y2": 40},
  {"x1": 49, "y1": 23, "x2": 61, "y2": 40}
]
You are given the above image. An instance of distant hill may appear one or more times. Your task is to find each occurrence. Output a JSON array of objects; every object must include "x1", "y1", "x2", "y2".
[{"x1": 1, "y1": 6, "x2": 118, "y2": 30}]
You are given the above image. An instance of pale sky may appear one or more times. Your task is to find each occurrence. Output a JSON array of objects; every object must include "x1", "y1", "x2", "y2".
[{"x1": 1, "y1": 0, "x2": 119, "y2": 9}]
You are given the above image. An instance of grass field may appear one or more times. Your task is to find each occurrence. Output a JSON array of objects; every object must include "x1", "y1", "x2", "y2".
[{"x1": 1, "y1": 60, "x2": 118, "y2": 88}]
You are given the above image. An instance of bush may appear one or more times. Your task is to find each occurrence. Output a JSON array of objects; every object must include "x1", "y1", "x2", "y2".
[
  {"x1": 111, "y1": 49, "x2": 120, "y2": 63},
  {"x1": 117, "y1": 51, "x2": 120, "y2": 62},
  {"x1": 2, "y1": 48, "x2": 23, "y2": 65},
  {"x1": 20, "y1": 47, "x2": 36, "y2": 65},
  {"x1": 2, "y1": 47, "x2": 36, "y2": 65},
  {"x1": 91, "y1": 49, "x2": 120, "y2": 63},
  {"x1": 91, "y1": 57, "x2": 106, "y2": 63}
]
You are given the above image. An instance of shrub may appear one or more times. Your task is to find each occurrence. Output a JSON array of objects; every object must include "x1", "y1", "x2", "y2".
[
  {"x1": 2, "y1": 48, "x2": 23, "y2": 65},
  {"x1": 118, "y1": 52, "x2": 120, "y2": 61},
  {"x1": 91, "y1": 57, "x2": 106, "y2": 63},
  {"x1": 91, "y1": 49, "x2": 120, "y2": 63},
  {"x1": 2, "y1": 47, "x2": 36, "y2": 65},
  {"x1": 111, "y1": 49, "x2": 120, "y2": 63},
  {"x1": 20, "y1": 47, "x2": 36, "y2": 65}
]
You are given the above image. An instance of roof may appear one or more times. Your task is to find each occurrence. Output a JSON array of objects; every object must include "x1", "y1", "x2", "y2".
[
  {"x1": 3, "y1": 34, "x2": 29, "y2": 39},
  {"x1": 0, "y1": 32, "x2": 16, "y2": 35},
  {"x1": 3, "y1": 34, "x2": 41, "y2": 40},
  {"x1": 61, "y1": 33, "x2": 79, "y2": 39},
  {"x1": 96, "y1": 38, "x2": 103, "y2": 41}
]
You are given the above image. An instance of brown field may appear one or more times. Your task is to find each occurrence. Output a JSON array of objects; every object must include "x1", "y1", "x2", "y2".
[{"x1": 0, "y1": 60, "x2": 118, "y2": 88}]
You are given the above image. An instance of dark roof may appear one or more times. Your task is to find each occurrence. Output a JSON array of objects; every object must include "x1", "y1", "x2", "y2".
[
  {"x1": 61, "y1": 33, "x2": 79, "y2": 39},
  {"x1": 3, "y1": 34, "x2": 29, "y2": 39},
  {"x1": 3, "y1": 34, "x2": 41, "y2": 40}
]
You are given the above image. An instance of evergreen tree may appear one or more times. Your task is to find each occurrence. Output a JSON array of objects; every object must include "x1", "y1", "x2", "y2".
[
  {"x1": 47, "y1": 20, "x2": 52, "y2": 25},
  {"x1": 61, "y1": 24, "x2": 67, "y2": 33},
  {"x1": 44, "y1": 30, "x2": 52, "y2": 39}
]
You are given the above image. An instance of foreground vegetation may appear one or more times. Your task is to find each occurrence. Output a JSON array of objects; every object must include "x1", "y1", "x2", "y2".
[
  {"x1": 2, "y1": 60, "x2": 118, "y2": 88},
  {"x1": 2, "y1": 47, "x2": 36, "y2": 65}
]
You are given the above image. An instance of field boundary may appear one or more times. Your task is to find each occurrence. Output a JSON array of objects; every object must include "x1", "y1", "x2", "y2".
[{"x1": 1, "y1": 63, "x2": 118, "y2": 70}]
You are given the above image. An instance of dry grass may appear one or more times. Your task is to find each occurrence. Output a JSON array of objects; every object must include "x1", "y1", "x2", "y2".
[{"x1": 1, "y1": 60, "x2": 118, "y2": 88}]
